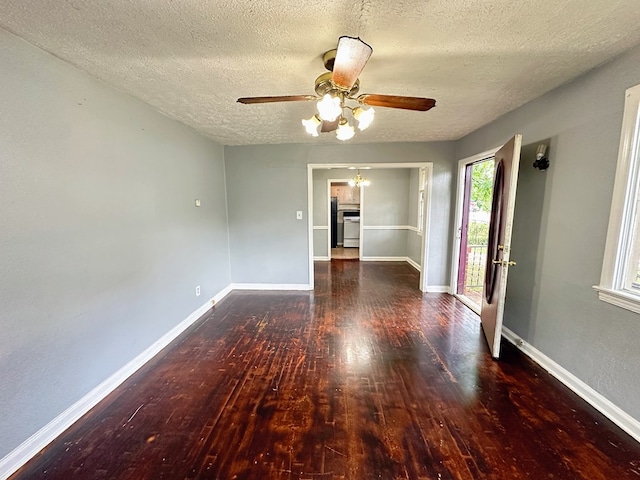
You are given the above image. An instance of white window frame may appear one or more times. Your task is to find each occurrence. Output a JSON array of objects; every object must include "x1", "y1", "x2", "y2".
[
  {"x1": 595, "y1": 83, "x2": 640, "y2": 314},
  {"x1": 417, "y1": 167, "x2": 426, "y2": 235}
]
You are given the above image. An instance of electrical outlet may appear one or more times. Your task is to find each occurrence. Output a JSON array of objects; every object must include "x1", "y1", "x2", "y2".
[
  {"x1": 195, "y1": 285, "x2": 201, "y2": 296},
  {"x1": 296, "y1": 210, "x2": 303, "y2": 220}
]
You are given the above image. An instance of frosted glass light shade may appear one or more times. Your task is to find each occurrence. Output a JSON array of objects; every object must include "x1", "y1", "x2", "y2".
[
  {"x1": 301, "y1": 114, "x2": 321, "y2": 136},
  {"x1": 353, "y1": 106, "x2": 375, "y2": 130},
  {"x1": 317, "y1": 94, "x2": 342, "y2": 122},
  {"x1": 336, "y1": 119, "x2": 355, "y2": 141}
]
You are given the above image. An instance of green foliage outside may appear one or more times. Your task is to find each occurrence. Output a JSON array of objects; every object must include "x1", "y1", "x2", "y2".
[
  {"x1": 464, "y1": 159, "x2": 494, "y2": 296},
  {"x1": 471, "y1": 159, "x2": 494, "y2": 213},
  {"x1": 468, "y1": 159, "x2": 494, "y2": 246}
]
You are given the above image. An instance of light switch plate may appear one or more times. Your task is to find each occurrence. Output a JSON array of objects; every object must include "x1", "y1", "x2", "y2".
[
  {"x1": 296, "y1": 210, "x2": 303, "y2": 220},
  {"x1": 195, "y1": 199, "x2": 201, "y2": 207}
]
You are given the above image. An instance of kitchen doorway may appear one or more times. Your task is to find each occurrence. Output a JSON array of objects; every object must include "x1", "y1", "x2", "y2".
[{"x1": 329, "y1": 180, "x2": 361, "y2": 260}]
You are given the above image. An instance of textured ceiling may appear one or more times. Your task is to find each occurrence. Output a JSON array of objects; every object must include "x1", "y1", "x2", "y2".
[{"x1": 2, "y1": 0, "x2": 640, "y2": 146}]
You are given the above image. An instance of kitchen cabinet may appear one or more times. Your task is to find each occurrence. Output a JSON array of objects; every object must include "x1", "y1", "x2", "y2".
[{"x1": 331, "y1": 184, "x2": 360, "y2": 205}]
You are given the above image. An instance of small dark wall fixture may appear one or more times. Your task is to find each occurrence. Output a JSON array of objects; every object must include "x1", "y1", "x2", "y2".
[{"x1": 533, "y1": 144, "x2": 550, "y2": 170}]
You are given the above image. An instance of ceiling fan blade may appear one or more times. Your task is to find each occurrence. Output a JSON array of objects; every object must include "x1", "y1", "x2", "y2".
[
  {"x1": 331, "y1": 36, "x2": 372, "y2": 90},
  {"x1": 358, "y1": 94, "x2": 436, "y2": 111},
  {"x1": 237, "y1": 95, "x2": 316, "y2": 104},
  {"x1": 321, "y1": 119, "x2": 339, "y2": 133}
]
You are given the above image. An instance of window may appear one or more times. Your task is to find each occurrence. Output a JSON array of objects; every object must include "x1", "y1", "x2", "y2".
[
  {"x1": 417, "y1": 167, "x2": 426, "y2": 234},
  {"x1": 596, "y1": 83, "x2": 640, "y2": 313}
]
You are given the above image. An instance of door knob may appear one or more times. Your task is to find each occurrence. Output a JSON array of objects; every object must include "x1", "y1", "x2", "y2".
[{"x1": 492, "y1": 259, "x2": 516, "y2": 266}]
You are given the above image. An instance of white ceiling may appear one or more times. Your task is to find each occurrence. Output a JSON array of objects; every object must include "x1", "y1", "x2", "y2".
[{"x1": 2, "y1": 0, "x2": 640, "y2": 146}]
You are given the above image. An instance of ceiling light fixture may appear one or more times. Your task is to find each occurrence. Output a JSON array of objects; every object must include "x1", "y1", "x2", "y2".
[
  {"x1": 336, "y1": 117, "x2": 355, "y2": 141},
  {"x1": 348, "y1": 169, "x2": 370, "y2": 187},
  {"x1": 304, "y1": 93, "x2": 375, "y2": 140},
  {"x1": 352, "y1": 106, "x2": 375, "y2": 130},
  {"x1": 301, "y1": 39, "x2": 377, "y2": 141},
  {"x1": 301, "y1": 114, "x2": 322, "y2": 136},
  {"x1": 238, "y1": 36, "x2": 436, "y2": 142},
  {"x1": 317, "y1": 93, "x2": 343, "y2": 122}
]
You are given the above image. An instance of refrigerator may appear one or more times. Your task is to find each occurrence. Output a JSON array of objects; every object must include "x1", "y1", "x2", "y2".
[{"x1": 331, "y1": 197, "x2": 338, "y2": 248}]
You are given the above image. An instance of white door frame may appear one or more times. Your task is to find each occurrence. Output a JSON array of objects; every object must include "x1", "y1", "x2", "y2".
[
  {"x1": 308, "y1": 162, "x2": 433, "y2": 292},
  {"x1": 449, "y1": 147, "x2": 500, "y2": 313}
]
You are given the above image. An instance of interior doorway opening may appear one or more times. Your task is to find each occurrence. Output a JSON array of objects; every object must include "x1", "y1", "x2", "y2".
[
  {"x1": 308, "y1": 162, "x2": 434, "y2": 292},
  {"x1": 455, "y1": 158, "x2": 495, "y2": 310},
  {"x1": 329, "y1": 181, "x2": 360, "y2": 260}
]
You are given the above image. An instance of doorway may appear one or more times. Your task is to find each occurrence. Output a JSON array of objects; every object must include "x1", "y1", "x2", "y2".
[
  {"x1": 452, "y1": 153, "x2": 496, "y2": 312},
  {"x1": 329, "y1": 180, "x2": 361, "y2": 260},
  {"x1": 308, "y1": 163, "x2": 434, "y2": 292}
]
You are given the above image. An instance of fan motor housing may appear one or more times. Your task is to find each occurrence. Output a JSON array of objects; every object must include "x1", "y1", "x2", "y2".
[
  {"x1": 314, "y1": 72, "x2": 360, "y2": 97},
  {"x1": 323, "y1": 49, "x2": 336, "y2": 71}
]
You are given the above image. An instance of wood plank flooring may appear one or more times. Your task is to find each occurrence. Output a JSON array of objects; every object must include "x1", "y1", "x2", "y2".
[
  {"x1": 11, "y1": 261, "x2": 640, "y2": 479},
  {"x1": 330, "y1": 247, "x2": 359, "y2": 259}
]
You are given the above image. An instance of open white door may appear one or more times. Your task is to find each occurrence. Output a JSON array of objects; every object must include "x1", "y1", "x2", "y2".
[{"x1": 480, "y1": 134, "x2": 522, "y2": 358}]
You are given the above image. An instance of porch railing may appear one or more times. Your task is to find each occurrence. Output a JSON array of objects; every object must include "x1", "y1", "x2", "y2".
[{"x1": 465, "y1": 244, "x2": 487, "y2": 293}]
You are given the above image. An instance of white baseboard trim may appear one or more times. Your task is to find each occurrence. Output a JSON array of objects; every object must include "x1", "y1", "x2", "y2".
[
  {"x1": 0, "y1": 287, "x2": 234, "y2": 480},
  {"x1": 313, "y1": 256, "x2": 331, "y2": 261},
  {"x1": 406, "y1": 257, "x2": 421, "y2": 272},
  {"x1": 362, "y1": 225, "x2": 415, "y2": 231},
  {"x1": 425, "y1": 285, "x2": 450, "y2": 293},
  {"x1": 230, "y1": 283, "x2": 313, "y2": 291},
  {"x1": 360, "y1": 256, "x2": 407, "y2": 262},
  {"x1": 502, "y1": 327, "x2": 640, "y2": 444},
  {"x1": 212, "y1": 284, "x2": 233, "y2": 306},
  {"x1": 360, "y1": 256, "x2": 425, "y2": 275}
]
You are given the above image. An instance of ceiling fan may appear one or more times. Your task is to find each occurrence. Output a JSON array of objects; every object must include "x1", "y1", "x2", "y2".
[{"x1": 237, "y1": 36, "x2": 436, "y2": 140}]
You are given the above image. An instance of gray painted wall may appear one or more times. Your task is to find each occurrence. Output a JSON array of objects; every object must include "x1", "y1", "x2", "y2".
[
  {"x1": 362, "y1": 169, "x2": 410, "y2": 226},
  {"x1": 503, "y1": 142, "x2": 549, "y2": 341},
  {"x1": 313, "y1": 229, "x2": 329, "y2": 258},
  {"x1": 362, "y1": 230, "x2": 409, "y2": 257},
  {"x1": 361, "y1": 169, "x2": 410, "y2": 258},
  {"x1": 0, "y1": 30, "x2": 230, "y2": 458},
  {"x1": 225, "y1": 142, "x2": 456, "y2": 286},
  {"x1": 225, "y1": 145, "x2": 310, "y2": 285},
  {"x1": 456, "y1": 44, "x2": 640, "y2": 420},
  {"x1": 407, "y1": 233, "x2": 422, "y2": 266}
]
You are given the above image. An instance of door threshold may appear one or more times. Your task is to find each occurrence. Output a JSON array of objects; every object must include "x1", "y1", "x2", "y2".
[{"x1": 453, "y1": 294, "x2": 481, "y2": 315}]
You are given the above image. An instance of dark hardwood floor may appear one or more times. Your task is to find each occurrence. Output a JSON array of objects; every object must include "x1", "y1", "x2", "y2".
[{"x1": 11, "y1": 261, "x2": 640, "y2": 479}]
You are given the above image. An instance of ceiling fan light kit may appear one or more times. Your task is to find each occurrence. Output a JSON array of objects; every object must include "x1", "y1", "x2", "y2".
[
  {"x1": 336, "y1": 117, "x2": 356, "y2": 141},
  {"x1": 352, "y1": 106, "x2": 375, "y2": 130},
  {"x1": 238, "y1": 36, "x2": 436, "y2": 141},
  {"x1": 301, "y1": 114, "x2": 322, "y2": 137},
  {"x1": 317, "y1": 93, "x2": 343, "y2": 122}
]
